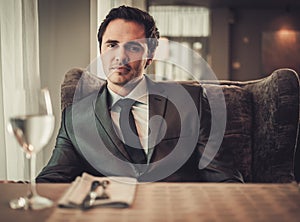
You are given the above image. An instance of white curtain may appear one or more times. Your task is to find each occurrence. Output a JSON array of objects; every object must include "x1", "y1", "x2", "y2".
[
  {"x1": 149, "y1": 6, "x2": 210, "y2": 37},
  {"x1": 0, "y1": 0, "x2": 41, "y2": 180}
]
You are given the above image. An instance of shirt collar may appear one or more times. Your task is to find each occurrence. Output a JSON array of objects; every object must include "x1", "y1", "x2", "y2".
[{"x1": 108, "y1": 75, "x2": 148, "y2": 109}]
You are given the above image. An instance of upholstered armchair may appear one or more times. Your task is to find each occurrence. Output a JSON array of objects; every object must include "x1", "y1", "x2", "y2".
[{"x1": 61, "y1": 68, "x2": 300, "y2": 183}]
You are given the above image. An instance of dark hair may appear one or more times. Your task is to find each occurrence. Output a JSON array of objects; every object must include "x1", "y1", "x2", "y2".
[{"x1": 97, "y1": 5, "x2": 160, "y2": 58}]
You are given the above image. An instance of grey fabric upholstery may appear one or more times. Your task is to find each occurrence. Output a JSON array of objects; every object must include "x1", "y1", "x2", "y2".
[
  {"x1": 202, "y1": 84, "x2": 253, "y2": 182},
  {"x1": 61, "y1": 68, "x2": 300, "y2": 183}
]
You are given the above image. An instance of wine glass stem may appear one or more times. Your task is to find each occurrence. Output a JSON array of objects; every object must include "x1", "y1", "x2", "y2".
[{"x1": 28, "y1": 152, "x2": 38, "y2": 198}]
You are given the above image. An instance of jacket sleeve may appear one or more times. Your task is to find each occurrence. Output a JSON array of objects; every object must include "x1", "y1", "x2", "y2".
[
  {"x1": 36, "y1": 109, "x2": 87, "y2": 183},
  {"x1": 197, "y1": 88, "x2": 244, "y2": 183}
]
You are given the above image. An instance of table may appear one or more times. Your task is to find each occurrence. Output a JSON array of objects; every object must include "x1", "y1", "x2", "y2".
[{"x1": 1, "y1": 182, "x2": 300, "y2": 222}]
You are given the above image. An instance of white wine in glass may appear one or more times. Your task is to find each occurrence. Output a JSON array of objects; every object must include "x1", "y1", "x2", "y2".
[{"x1": 8, "y1": 88, "x2": 55, "y2": 210}]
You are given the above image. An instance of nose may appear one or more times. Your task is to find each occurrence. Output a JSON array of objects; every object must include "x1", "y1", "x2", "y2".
[{"x1": 115, "y1": 46, "x2": 129, "y2": 65}]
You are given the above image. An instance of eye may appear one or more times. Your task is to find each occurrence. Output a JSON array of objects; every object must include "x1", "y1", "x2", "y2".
[
  {"x1": 125, "y1": 44, "x2": 143, "y2": 53},
  {"x1": 106, "y1": 42, "x2": 117, "y2": 48}
]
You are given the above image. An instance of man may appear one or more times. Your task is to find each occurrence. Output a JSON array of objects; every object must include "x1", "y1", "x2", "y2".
[{"x1": 36, "y1": 6, "x2": 243, "y2": 183}]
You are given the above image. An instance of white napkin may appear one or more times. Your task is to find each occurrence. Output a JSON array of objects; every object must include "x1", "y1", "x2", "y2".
[{"x1": 58, "y1": 173, "x2": 137, "y2": 208}]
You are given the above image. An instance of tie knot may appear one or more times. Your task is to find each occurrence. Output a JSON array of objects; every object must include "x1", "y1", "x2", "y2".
[{"x1": 117, "y1": 98, "x2": 136, "y2": 110}]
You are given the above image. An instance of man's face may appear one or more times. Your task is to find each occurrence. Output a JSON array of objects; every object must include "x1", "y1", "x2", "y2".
[{"x1": 100, "y1": 19, "x2": 150, "y2": 90}]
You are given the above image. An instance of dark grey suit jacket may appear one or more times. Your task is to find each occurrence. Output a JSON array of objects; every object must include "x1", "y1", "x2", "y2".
[{"x1": 36, "y1": 77, "x2": 243, "y2": 183}]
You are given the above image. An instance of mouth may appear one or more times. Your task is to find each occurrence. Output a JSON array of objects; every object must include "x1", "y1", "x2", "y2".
[{"x1": 111, "y1": 65, "x2": 131, "y2": 73}]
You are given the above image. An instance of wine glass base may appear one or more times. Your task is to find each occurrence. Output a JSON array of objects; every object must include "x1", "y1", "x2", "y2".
[
  {"x1": 10, "y1": 195, "x2": 53, "y2": 210},
  {"x1": 10, "y1": 197, "x2": 29, "y2": 210}
]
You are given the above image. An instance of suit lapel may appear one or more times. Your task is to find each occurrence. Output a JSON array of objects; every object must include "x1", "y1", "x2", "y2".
[
  {"x1": 148, "y1": 95, "x2": 167, "y2": 142},
  {"x1": 93, "y1": 84, "x2": 132, "y2": 161},
  {"x1": 146, "y1": 77, "x2": 169, "y2": 162}
]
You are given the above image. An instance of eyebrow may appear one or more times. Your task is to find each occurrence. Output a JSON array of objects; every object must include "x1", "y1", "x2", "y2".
[
  {"x1": 104, "y1": 39, "x2": 119, "y2": 44},
  {"x1": 104, "y1": 39, "x2": 144, "y2": 46},
  {"x1": 125, "y1": 41, "x2": 143, "y2": 46}
]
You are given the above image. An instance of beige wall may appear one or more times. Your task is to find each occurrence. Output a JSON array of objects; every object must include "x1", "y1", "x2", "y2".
[
  {"x1": 38, "y1": 0, "x2": 91, "y2": 166},
  {"x1": 210, "y1": 8, "x2": 231, "y2": 80}
]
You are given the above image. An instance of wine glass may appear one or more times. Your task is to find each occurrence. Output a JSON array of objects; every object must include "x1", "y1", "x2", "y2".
[{"x1": 7, "y1": 88, "x2": 55, "y2": 210}]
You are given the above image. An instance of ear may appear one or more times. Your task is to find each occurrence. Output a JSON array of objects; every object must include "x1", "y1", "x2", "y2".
[{"x1": 144, "y1": 59, "x2": 153, "y2": 69}]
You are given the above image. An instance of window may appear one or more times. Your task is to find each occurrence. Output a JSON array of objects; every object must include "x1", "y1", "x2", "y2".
[{"x1": 148, "y1": 6, "x2": 211, "y2": 81}]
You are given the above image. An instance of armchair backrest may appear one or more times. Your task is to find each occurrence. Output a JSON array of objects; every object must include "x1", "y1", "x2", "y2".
[{"x1": 61, "y1": 68, "x2": 300, "y2": 183}]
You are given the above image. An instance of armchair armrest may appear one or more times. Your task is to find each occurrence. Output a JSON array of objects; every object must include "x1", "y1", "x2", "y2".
[{"x1": 244, "y1": 69, "x2": 300, "y2": 182}]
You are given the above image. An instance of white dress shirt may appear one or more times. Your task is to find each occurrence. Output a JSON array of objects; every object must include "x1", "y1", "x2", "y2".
[{"x1": 108, "y1": 76, "x2": 149, "y2": 154}]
